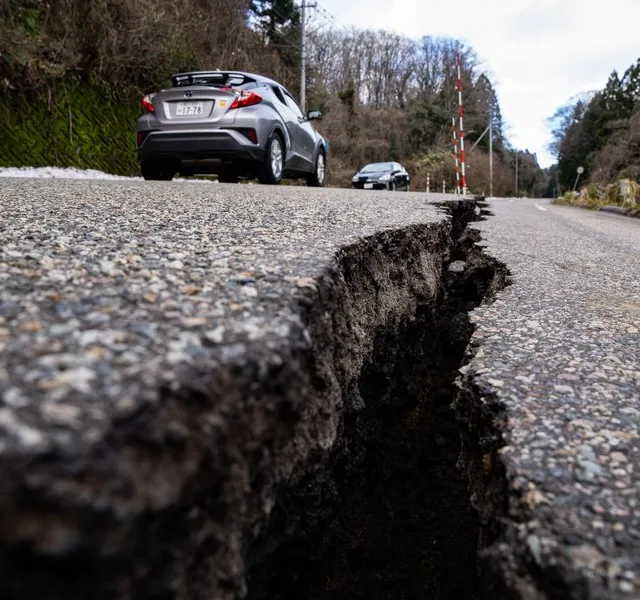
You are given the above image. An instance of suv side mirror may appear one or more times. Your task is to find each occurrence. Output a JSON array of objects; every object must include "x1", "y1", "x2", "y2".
[{"x1": 306, "y1": 109, "x2": 322, "y2": 121}]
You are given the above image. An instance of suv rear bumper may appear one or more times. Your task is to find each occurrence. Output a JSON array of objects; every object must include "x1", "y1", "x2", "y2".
[{"x1": 137, "y1": 129, "x2": 265, "y2": 166}]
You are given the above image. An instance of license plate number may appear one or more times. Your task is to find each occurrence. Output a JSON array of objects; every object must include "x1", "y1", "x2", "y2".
[
  {"x1": 364, "y1": 183, "x2": 373, "y2": 189},
  {"x1": 176, "y1": 102, "x2": 204, "y2": 116}
]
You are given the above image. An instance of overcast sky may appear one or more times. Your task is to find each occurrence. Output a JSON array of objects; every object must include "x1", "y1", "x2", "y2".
[{"x1": 318, "y1": 0, "x2": 640, "y2": 167}]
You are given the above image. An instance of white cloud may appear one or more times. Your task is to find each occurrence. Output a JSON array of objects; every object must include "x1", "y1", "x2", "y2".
[{"x1": 317, "y1": 0, "x2": 640, "y2": 167}]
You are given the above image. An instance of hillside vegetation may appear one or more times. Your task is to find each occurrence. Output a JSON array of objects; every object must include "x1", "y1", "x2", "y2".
[
  {"x1": 549, "y1": 56, "x2": 640, "y2": 212},
  {"x1": 1, "y1": 0, "x2": 549, "y2": 194}
]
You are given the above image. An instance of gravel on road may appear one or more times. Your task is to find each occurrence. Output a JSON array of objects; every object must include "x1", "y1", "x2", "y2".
[
  {"x1": 463, "y1": 198, "x2": 640, "y2": 598},
  {"x1": 1, "y1": 179, "x2": 639, "y2": 600},
  {"x1": 0, "y1": 178, "x2": 462, "y2": 599},
  {"x1": 0, "y1": 179, "x2": 444, "y2": 457}
]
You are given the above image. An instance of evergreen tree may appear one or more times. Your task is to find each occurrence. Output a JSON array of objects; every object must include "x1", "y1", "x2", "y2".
[
  {"x1": 470, "y1": 73, "x2": 504, "y2": 151},
  {"x1": 555, "y1": 98, "x2": 600, "y2": 188},
  {"x1": 249, "y1": 0, "x2": 301, "y2": 72}
]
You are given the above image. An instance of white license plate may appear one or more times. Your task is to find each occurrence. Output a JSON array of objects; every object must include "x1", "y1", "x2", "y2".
[
  {"x1": 364, "y1": 183, "x2": 373, "y2": 189},
  {"x1": 176, "y1": 101, "x2": 205, "y2": 116}
]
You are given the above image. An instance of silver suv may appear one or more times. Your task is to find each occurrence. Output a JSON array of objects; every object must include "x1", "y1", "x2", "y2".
[{"x1": 136, "y1": 71, "x2": 327, "y2": 185}]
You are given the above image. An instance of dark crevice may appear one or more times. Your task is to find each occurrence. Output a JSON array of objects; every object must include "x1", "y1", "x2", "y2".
[
  {"x1": 246, "y1": 200, "x2": 512, "y2": 600},
  {"x1": 0, "y1": 199, "x2": 521, "y2": 600}
]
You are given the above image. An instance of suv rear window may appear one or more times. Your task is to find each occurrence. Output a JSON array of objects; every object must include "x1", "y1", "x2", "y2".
[
  {"x1": 272, "y1": 86, "x2": 287, "y2": 106},
  {"x1": 171, "y1": 72, "x2": 257, "y2": 89}
]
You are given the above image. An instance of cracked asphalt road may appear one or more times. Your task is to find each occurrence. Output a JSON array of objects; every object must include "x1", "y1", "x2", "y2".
[
  {"x1": 0, "y1": 178, "x2": 447, "y2": 455},
  {"x1": 0, "y1": 178, "x2": 638, "y2": 598},
  {"x1": 469, "y1": 198, "x2": 640, "y2": 597},
  {"x1": 0, "y1": 178, "x2": 462, "y2": 599}
]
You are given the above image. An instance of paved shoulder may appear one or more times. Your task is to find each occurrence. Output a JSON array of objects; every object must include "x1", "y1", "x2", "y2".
[{"x1": 466, "y1": 198, "x2": 640, "y2": 598}]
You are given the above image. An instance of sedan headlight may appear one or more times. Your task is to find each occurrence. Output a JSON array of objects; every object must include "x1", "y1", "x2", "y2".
[
  {"x1": 352, "y1": 175, "x2": 359, "y2": 182},
  {"x1": 379, "y1": 174, "x2": 391, "y2": 182}
]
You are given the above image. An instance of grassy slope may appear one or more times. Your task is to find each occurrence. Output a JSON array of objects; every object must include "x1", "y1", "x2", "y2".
[
  {"x1": 553, "y1": 183, "x2": 640, "y2": 218},
  {"x1": 1, "y1": 80, "x2": 141, "y2": 176}
]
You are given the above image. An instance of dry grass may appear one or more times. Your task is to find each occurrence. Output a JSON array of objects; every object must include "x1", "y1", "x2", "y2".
[
  {"x1": 0, "y1": 0, "x2": 294, "y2": 89},
  {"x1": 554, "y1": 179, "x2": 640, "y2": 217}
]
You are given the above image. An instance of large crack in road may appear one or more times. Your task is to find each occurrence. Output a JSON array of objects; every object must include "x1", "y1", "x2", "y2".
[
  {"x1": 246, "y1": 202, "x2": 511, "y2": 599},
  {"x1": 0, "y1": 183, "x2": 539, "y2": 599}
]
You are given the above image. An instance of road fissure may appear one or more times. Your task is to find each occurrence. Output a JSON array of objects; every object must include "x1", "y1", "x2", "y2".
[{"x1": 245, "y1": 201, "x2": 511, "y2": 599}]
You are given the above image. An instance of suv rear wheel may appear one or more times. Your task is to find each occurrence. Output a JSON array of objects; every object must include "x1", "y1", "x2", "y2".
[
  {"x1": 306, "y1": 150, "x2": 326, "y2": 187},
  {"x1": 258, "y1": 133, "x2": 284, "y2": 185}
]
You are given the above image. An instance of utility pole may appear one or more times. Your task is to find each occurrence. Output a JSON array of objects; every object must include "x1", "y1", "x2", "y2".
[
  {"x1": 456, "y1": 53, "x2": 467, "y2": 195},
  {"x1": 515, "y1": 151, "x2": 519, "y2": 197},
  {"x1": 489, "y1": 114, "x2": 493, "y2": 197},
  {"x1": 299, "y1": 1, "x2": 316, "y2": 113},
  {"x1": 300, "y1": 0, "x2": 307, "y2": 113},
  {"x1": 468, "y1": 121, "x2": 492, "y2": 196}
]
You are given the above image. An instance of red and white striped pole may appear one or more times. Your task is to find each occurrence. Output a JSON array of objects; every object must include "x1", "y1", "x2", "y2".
[
  {"x1": 457, "y1": 53, "x2": 467, "y2": 195},
  {"x1": 452, "y1": 117, "x2": 461, "y2": 195}
]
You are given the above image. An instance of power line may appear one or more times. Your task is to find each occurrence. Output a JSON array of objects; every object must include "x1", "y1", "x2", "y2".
[{"x1": 314, "y1": 2, "x2": 347, "y2": 31}]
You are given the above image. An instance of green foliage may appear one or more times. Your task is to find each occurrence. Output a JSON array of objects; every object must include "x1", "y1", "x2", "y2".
[
  {"x1": 586, "y1": 184, "x2": 602, "y2": 201},
  {"x1": 249, "y1": 0, "x2": 301, "y2": 79},
  {"x1": 554, "y1": 180, "x2": 639, "y2": 217},
  {"x1": 406, "y1": 99, "x2": 448, "y2": 153},
  {"x1": 465, "y1": 73, "x2": 504, "y2": 151},
  {"x1": 306, "y1": 86, "x2": 330, "y2": 116},
  {"x1": 558, "y1": 191, "x2": 578, "y2": 204},
  {"x1": 0, "y1": 80, "x2": 141, "y2": 175},
  {"x1": 337, "y1": 83, "x2": 355, "y2": 109},
  {"x1": 17, "y1": 8, "x2": 42, "y2": 35},
  {"x1": 551, "y1": 57, "x2": 640, "y2": 190},
  {"x1": 3, "y1": 0, "x2": 46, "y2": 36}
]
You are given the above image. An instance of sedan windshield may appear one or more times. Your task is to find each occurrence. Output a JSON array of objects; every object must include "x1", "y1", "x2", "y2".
[{"x1": 361, "y1": 162, "x2": 393, "y2": 173}]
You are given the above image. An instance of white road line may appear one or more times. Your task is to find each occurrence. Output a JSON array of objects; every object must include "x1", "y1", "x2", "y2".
[{"x1": 535, "y1": 203, "x2": 547, "y2": 212}]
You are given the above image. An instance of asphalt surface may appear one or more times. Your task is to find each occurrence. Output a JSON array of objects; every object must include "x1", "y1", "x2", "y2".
[
  {"x1": 0, "y1": 178, "x2": 457, "y2": 599},
  {"x1": 0, "y1": 179, "x2": 447, "y2": 457},
  {"x1": 0, "y1": 179, "x2": 638, "y2": 598},
  {"x1": 469, "y1": 198, "x2": 640, "y2": 597}
]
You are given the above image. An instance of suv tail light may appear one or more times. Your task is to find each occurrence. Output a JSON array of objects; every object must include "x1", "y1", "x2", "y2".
[
  {"x1": 234, "y1": 128, "x2": 258, "y2": 144},
  {"x1": 142, "y1": 94, "x2": 155, "y2": 112},
  {"x1": 230, "y1": 91, "x2": 262, "y2": 109},
  {"x1": 137, "y1": 131, "x2": 149, "y2": 146}
]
